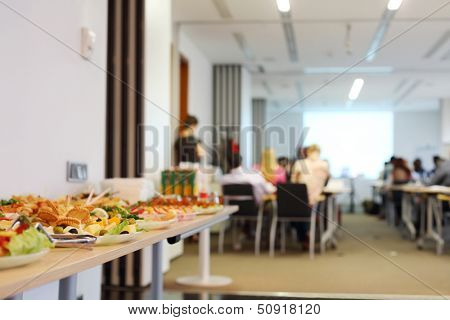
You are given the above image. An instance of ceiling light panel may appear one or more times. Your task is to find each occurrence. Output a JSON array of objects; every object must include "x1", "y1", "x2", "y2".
[
  {"x1": 387, "y1": 0, "x2": 403, "y2": 11},
  {"x1": 280, "y1": 12, "x2": 299, "y2": 62},
  {"x1": 366, "y1": 9, "x2": 396, "y2": 61},
  {"x1": 276, "y1": 0, "x2": 291, "y2": 13},
  {"x1": 423, "y1": 30, "x2": 450, "y2": 59},
  {"x1": 348, "y1": 78, "x2": 365, "y2": 101}
]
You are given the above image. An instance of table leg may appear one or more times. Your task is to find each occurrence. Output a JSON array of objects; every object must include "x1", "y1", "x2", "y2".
[
  {"x1": 177, "y1": 228, "x2": 232, "y2": 287},
  {"x1": 59, "y1": 274, "x2": 77, "y2": 300},
  {"x1": 150, "y1": 241, "x2": 163, "y2": 300},
  {"x1": 402, "y1": 193, "x2": 416, "y2": 240},
  {"x1": 417, "y1": 196, "x2": 444, "y2": 255},
  {"x1": 320, "y1": 195, "x2": 335, "y2": 253}
]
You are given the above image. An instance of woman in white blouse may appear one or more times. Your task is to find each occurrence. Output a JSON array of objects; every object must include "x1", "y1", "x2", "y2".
[{"x1": 291, "y1": 144, "x2": 330, "y2": 205}]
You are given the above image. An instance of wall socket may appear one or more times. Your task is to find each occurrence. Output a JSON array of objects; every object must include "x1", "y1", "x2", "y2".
[{"x1": 67, "y1": 162, "x2": 88, "y2": 182}]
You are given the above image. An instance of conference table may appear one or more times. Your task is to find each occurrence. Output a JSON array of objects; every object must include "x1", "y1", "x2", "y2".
[
  {"x1": 0, "y1": 206, "x2": 238, "y2": 300},
  {"x1": 385, "y1": 184, "x2": 450, "y2": 255}
]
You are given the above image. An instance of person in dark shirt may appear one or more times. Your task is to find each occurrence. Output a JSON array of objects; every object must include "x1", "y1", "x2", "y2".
[{"x1": 174, "y1": 115, "x2": 205, "y2": 165}]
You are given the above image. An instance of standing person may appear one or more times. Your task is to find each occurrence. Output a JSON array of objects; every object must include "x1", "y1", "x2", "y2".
[
  {"x1": 291, "y1": 144, "x2": 330, "y2": 205},
  {"x1": 255, "y1": 148, "x2": 287, "y2": 185},
  {"x1": 174, "y1": 115, "x2": 205, "y2": 166}
]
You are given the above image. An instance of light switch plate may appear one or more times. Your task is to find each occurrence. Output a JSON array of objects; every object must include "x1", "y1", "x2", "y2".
[{"x1": 67, "y1": 162, "x2": 88, "y2": 182}]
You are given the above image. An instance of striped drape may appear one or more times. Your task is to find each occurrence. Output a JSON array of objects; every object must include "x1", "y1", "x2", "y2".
[
  {"x1": 212, "y1": 65, "x2": 242, "y2": 172},
  {"x1": 104, "y1": 0, "x2": 145, "y2": 296},
  {"x1": 106, "y1": 0, "x2": 145, "y2": 179},
  {"x1": 252, "y1": 98, "x2": 266, "y2": 164}
]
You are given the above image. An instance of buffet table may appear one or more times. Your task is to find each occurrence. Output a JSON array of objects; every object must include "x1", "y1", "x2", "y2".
[{"x1": 0, "y1": 206, "x2": 238, "y2": 300}]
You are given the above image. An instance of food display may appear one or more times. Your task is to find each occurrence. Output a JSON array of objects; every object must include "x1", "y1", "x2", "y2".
[
  {"x1": 0, "y1": 191, "x2": 225, "y2": 257},
  {"x1": 131, "y1": 196, "x2": 224, "y2": 220},
  {"x1": 0, "y1": 216, "x2": 52, "y2": 270}
]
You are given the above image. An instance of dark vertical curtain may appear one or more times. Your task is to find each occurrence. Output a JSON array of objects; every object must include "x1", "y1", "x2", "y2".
[
  {"x1": 212, "y1": 65, "x2": 242, "y2": 173},
  {"x1": 104, "y1": 0, "x2": 145, "y2": 296},
  {"x1": 252, "y1": 98, "x2": 266, "y2": 164}
]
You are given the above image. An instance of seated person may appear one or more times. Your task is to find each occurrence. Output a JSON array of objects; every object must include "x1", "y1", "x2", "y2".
[
  {"x1": 388, "y1": 157, "x2": 412, "y2": 226},
  {"x1": 291, "y1": 144, "x2": 329, "y2": 205},
  {"x1": 412, "y1": 158, "x2": 429, "y2": 184},
  {"x1": 221, "y1": 154, "x2": 276, "y2": 204},
  {"x1": 277, "y1": 156, "x2": 291, "y2": 182},
  {"x1": 254, "y1": 148, "x2": 287, "y2": 185},
  {"x1": 429, "y1": 159, "x2": 450, "y2": 187}
]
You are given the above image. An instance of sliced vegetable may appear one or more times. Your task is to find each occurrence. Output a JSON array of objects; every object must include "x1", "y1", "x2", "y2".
[
  {"x1": 107, "y1": 220, "x2": 129, "y2": 235},
  {"x1": 7, "y1": 227, "x2": 52, "y2": 256}
]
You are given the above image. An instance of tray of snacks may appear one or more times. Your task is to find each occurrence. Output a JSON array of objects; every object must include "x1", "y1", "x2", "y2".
[{"x1": 0, "y1": 216, "x2": 52, "y2": 270}]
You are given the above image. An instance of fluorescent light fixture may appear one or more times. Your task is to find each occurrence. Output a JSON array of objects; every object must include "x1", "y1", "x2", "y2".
[
  {"x1": 365, "y1": 9, "x2": 396, "y2": 61},
  {"x1": 276, "y1": 0, "x2": 290, "y2": 12},
  {"x1": 348, "y1": 78, "x2": 365, "y2": 101},
  {"x1": 387, "y1": 0, "x2": 403, "y2": 11}
]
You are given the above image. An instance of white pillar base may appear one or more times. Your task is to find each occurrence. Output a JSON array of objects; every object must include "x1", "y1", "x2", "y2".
[
  {"x1": 176, "y1": 228, "x2": 232, "y2": 288},
  {"x1": 176, "y1": 275, "x2": 232, "y2": 287}
]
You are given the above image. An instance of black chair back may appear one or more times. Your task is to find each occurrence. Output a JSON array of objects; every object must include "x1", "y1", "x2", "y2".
[
  {"x1": 276, "y1": 183, "x2": 311, "y2": 218},
  {"x1": 222, "y1": 184, "x2": 258, "y2": 217}
]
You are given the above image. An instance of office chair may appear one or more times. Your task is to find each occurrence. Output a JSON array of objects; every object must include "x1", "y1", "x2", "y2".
[
  {"x1": 219, "y1": 184, "x2": 265, "y2": 255},
  {"x1": 270, "y1": 183, "x2": 322, "y2": 259}
]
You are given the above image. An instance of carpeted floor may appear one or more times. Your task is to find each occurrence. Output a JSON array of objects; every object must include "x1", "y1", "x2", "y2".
[{"x1": 164, "y1": 214, "x2": 450, "y2": 299}]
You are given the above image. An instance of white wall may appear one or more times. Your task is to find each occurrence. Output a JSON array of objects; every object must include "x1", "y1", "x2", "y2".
[
  {"x1": 440, "y1": 99, "x2": 450, "y2": 156},
  {"x1": 0, "y1": 0, "x2": 107, "y2": 198},
  {"x1": 144, "y1": 0, "x2": 172, "y2": 175},
  {"x1": 394, "y1": 110, "x2": 441, "y2": 170},
  {"x1": 265, "y1": 108, "x2": 303, "y2": 160},
  {"x1": 179, "y1": 32, "x2": 213, "y2": 149},
  {"x1": 0, "y1": 0, "x2": 107, "y2": 299}
]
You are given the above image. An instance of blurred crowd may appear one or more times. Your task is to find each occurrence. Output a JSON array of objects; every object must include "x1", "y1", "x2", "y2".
[{"x1": 380, "y1": 154, "x2": 448, "y2": 187}]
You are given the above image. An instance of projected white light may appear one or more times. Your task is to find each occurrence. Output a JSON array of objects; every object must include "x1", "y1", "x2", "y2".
[
  {"x1": 276, "y1": 0, "x2": 290, "y2": 12},
  {"x1": 348, "y1": 78, "x2": 365, "y2": 101},
  {"x1": 387, "y1": 0, "x2": 403, "y2": 11}
]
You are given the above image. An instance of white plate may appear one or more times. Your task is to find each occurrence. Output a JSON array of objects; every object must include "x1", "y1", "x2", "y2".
[
  {"x1": 95, "y1": 233, "x2": 137, "y2": 246},
  {"x1": 197, "y1": 206, "x2": 224, "y2": 215},
  {"x1": 177, "y1": 212, "x2": 197, "y2": 221},
  {"x1": 137, "y1": 219, "x2": 176, "y2": 231},
  {"x1": 0, "y1": 248, "x2": 50, "y2": 270}
]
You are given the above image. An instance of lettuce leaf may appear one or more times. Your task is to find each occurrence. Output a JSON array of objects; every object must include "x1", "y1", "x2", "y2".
[
  {"x1": 7, "y1": 228, "x2": 53, "y2": 256},
  {"x1": 107, "y1": 220, "x2": 129, "y2": 235}
]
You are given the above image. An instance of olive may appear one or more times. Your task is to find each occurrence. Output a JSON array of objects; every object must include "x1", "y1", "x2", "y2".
[
  {"x1": 96, "y1": 218, "x2": 102, "y2": 222},
  {"x1": 99, "y1": 230, "x2": 108, "y2": 236},
  {"x1": 68, "y1": 228, "x2": 78, "y2": 234},
  {"x1": 53, "y1": 226, "x2": 64, "y2": 234},
  {"x1": 120, "y1": 231, "x2": 129, "y2": 235}
]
